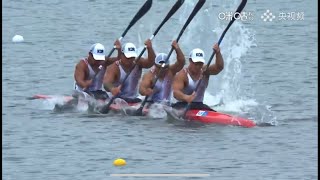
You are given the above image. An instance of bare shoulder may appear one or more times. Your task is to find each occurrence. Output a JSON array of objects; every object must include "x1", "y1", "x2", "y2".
[
  {"x1": 76, "y1": 60, "x2": 86, "y2": 69},
  {"x1": 174, "y1": 69, "x2": 187, "y2": 81},
  {"x1": 177, "y1": 69, "x2": 187, "y2": 77},
  {"x1": 168, "y1": 67, "x2": 177, "y2": 78},
  {"x1": 137, "y1": 57, "x2": 153, "y2": 68}
]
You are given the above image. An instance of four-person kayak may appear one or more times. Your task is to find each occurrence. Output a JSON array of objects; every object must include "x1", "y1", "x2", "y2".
[{"x1": 30, "y1": 94, "x2": 256, "y2": 128}]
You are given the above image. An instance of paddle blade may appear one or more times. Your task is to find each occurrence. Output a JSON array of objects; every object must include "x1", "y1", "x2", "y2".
[
  {"x1": 181, "y1": 105, "x2": 190, "y2": 119},
  {"x1": 152, "y1": 0, "x2": 185, "y2": 36},
  {"x1": 97, "y1": 97, "x2": 115, "y2": 114},
  {"x1": 176, "y1": 0, "x2": 206, "y2": 42},
  {"x1": 133, "y1": 107, "x2": 144, "y2": 116},
  {"x1": 207, "y1": 0, "x2": 248, "y2": 66},
  {"x1": 122, "y1": 0, "x2": 153, "y2": 37},
  {"x1": 217, "y1": 0, "x2": 247, "y2": 44},
  {"x1": 165, "y1": 0, "x2": 185, "y2": 21},
  {"x1": 233, "y1": 0, "x2": 247, "y2": 18}
]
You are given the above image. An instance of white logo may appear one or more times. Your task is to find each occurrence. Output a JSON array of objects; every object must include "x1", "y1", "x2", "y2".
[
  {"x1": 261, "y1": 9, "x2": 276, "y2": 22},
  {"x1": 196, "y1": 110, "x2": 207, "y2": 116}
]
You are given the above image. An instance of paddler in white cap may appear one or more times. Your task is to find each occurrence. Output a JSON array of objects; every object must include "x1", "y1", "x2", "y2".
[
  {"x1": 138, "y1": 40, "x2": 185, "y2": 105},
  {"x1": 73, "y1": 40, "x2": 121, "y2": 100},
  {"x1": 171, "y1": 43, "x2": 224, "y2": 111}
]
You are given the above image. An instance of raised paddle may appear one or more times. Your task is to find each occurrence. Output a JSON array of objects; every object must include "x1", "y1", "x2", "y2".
[
  {"x1": 99, "y1": 0, "x2": 185, "y2": 114},
  {"x1": 134, "y1": 0, "x2": 206, "y2": 116},
  {"x1": 106, "y1": 0, "x2": 153, "y2": 58},
  {"x1": 87, "y1": 0, "x2": 151, "y2": 80},
  {"x1": 181, "y1": 0, "x2": 248, "y2": 119}
]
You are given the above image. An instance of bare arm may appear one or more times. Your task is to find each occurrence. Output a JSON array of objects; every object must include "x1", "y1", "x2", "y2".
[
  {"x1": 74, "y1": 61, "x2": 91, "y2": 89},
  {"x1": 139, "y1": 72, "x2": 153, "y2": 96},
  {"x1": 104, "y1": 39, "x2": 121, "y2": 66},
  {"x1": 206, "y1": 43, "x2": 224, "y2": 75},
  {"x1": 136, "y1": 39, "x2": 155, "y2": 68},
  {"x1": 172, "y1": 71, "x2": 188, "y2": 102},
  {"x1": 103, "y1": 63, "x2": 118, "y2": 92},
  {"x1": 169, "y1": 40, "x2": 185, "y2": 74}
]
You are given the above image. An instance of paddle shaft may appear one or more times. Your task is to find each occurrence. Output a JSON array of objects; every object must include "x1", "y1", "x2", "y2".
[
  {"x1": 136, "y1": 0, "x2": 206, "y2": 114},
  {"x1": 101, "y1": 0, "x2": 185, "y2": 113},
  {"x1": 182, "y1": 0, "x2": 247, "y2": 118}
]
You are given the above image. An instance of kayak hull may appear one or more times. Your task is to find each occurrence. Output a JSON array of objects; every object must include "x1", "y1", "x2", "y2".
[
  {"x1": 31, "y1": 94, "x2": 147, "y2": 114},
  {"x1": 31, "y1": 94, "x2": 256, "y2": 127},
  {"x1": 186, "y1": 110, "x2": 256, "y2": 128}
]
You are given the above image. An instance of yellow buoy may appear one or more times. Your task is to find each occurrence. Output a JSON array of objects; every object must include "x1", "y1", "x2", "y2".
[{"x1": 113, "y1": 158, "x2": 126, "y2": 166}]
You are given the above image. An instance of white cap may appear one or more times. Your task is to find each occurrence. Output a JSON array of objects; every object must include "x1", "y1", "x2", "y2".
[
  {"x1": 155, "y1": 53, "x2": 169, "y2": 65},
  {"x1": 122, "y1": 42, "x2": 137, "y2": 58},
  {"x1": 189, "y1": 48, "x2": 205, "y2": 63},
  {"x1": 89, "y1": 43, "x2": 105, "y2": 61}
]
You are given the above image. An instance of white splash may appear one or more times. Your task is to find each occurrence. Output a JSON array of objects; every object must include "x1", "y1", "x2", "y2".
[
  {"x1": 177, "y1": 0, "x2": 258, "y2": 114},
  {"x1": 147, "y1": 103, "x2": 167, "y2": 119}
]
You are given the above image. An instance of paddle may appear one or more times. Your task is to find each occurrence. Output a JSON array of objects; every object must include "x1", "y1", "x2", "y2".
[
  {"x1": 181, "y1": 0, "x2": 248, "y2": 119},
  {"x1": 99, "y1": 0, "x2": 185, "y2": 114},
  {"x1": 106, "y1": 0, "x2": 152, "y2": 58},
  {"x1": 134, "y1": 0, "x2": 206, "y2": 116}
]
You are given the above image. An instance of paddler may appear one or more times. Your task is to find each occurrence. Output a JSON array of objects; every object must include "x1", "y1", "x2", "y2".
[
  {"x1": 171, "y1": 43, "x2": 224, "y2": 110},
  {"x1": 54, "y1": 41, "x2": 121, "y2": 111},
  {"x1": 73, "y1": 40, "x2": 121, "y2": 100},
  {"x1": 138, "y1": 40, "x2": 185, "y2": 105},
  {"x1": 102, "y1": 39, "x2": 155, "y2": 103}
]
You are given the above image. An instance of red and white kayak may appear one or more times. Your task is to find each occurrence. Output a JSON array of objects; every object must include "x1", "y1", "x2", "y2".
[
  {"x1": 164, "y1": 107, "x2": 256, "y2": 128},
  {"x1": 30, "y1": 94, "x2": 255, "y2": 127},
  {"x1": 185, "y1": 110, "x2": 256, "y2": 128}
]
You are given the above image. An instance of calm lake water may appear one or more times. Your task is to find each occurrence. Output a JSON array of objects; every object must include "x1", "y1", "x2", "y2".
[{"x1": 3, "y1": 0, "x2": 317, "y2": 179}]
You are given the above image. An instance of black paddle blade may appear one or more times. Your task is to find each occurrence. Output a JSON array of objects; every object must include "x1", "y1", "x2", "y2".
[
  {"x1": 122, "y1": 0, "x2": 153, "y2": 37},
  {"x1": 176, "y1": 0, "x2": 206, "y2": 42},
  {"x1": 165, "y1": 0, "x2": 206, "y2": 59},
  {"x1": 133, "y1": 107, "x2": 144, "y2": 116},
  {"x1": 26, "y1": 97, "x2": 36, "y2": 100},
  {"x1": 97, "y1": 96, "x2": 118, "y2": 114},
  {"x1": 98, "y1": 106, "x2": 110, "y2": 114},
  {"x1": 135, "y1": 0, "x2": 185, "y2": 63},
  {"x1": 233, "y1": 0, "x2": 247, "y2": 19},
  {"x1": 152, "y1": 0, "x2": 185, "y2": 36},
  {"x1": 217, "y1": 0, "x2": 247, "y2": 44},
  {"x1": 107, "y1": 0, "x2": 153, "y2": 58}
]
